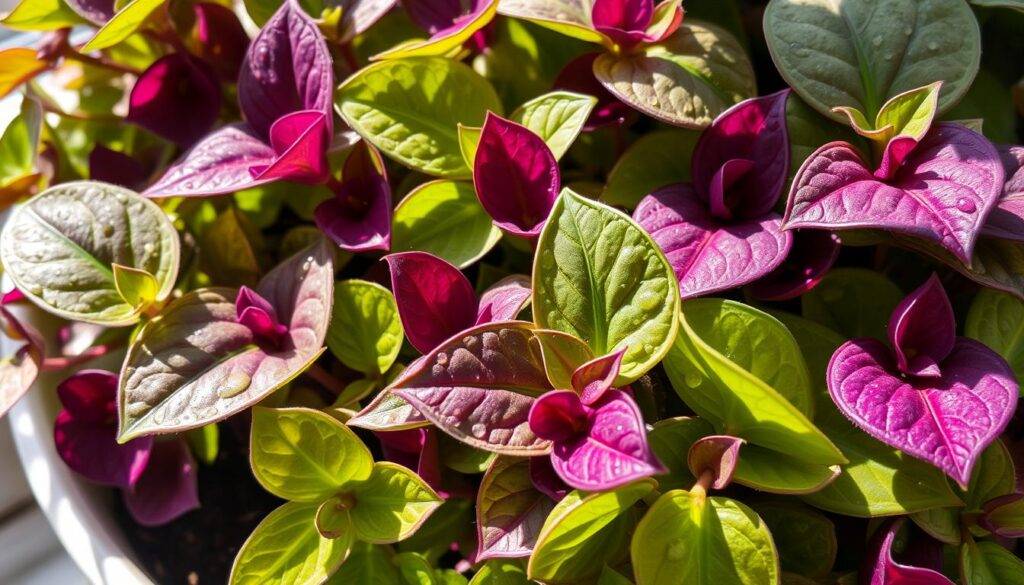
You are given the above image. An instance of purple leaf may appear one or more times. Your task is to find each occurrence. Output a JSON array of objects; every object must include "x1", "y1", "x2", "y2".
[
  {"x1": 553, "y1": 53, "x2": 633, "y2": 130},
  {"x1": 403, "y1": 0, "x2": 464, "y2": 33},
  {"x1": 747, "y1": 230, "x2": 840, "y2": 301},
  {"x1": 864, "y1": 518, "x2": 954, "y2": 585},
  {"x1": 476, "y1": 456, "x2": 555, "y2": 560},
  {"x1": 529, "y1": 456, "x2": 569, "y2": 502},
  {"x1": 981, "y1": 145, "x2": 1024, "y2": 241},
  {"x1": 236, "y1": 286, "x2": 289, "y2": 349},
  {"x1": 874, "y1": 135, "x2": 920, "y2": 181},
  {"x1": 144, "y1": 125, "x2": 276, "y2": 197},
  {"x1": 377, "y1": 428, "x2": 442, "y2": 491},
  {"x1": 474, "y1": 113, "x2": 560, "y2": 237},
  {"x1": 238, "y1": 0, "x2": 333, "y2": 140},
  {"x1": 249, "y1": 110, "x2": 329, "y2": 182},
  {"x1": 54, "y1": 370, "x2": 153, "y2": 488},
  {"x1": 692, "y1": 90, "x2": 790, "y2": 220},
  {"x1": 530, "y1": 389, "x2": 664, "y2": 491},
  {"x1": 687, "y1": 435, "x2": 744, "y2": 490},
  {"x1": 784, "y1": 124, "x2": 1005, "y2": 264},
  {"x1": 127, "y1": 54, "x2": 222, "y2": 148},
  {"x1": 827, "y1": 337, "x2": 1017, "y2": 487},
  {"x1": 65, "y1": 0, "x2": 114, "y2": 24},
  {"x1": 979, "y1": 493, "x2": 1024, "y2": 538},
  {"x1": 634, "y1": 184, "x2": 792, "y2": 298},
  {"x1": 89, "y1": 145, "x2": 150, "y2": 190},
  {"x1": 314, "y1": 141, "x2": 392, "y2": 252},
  {"x1": 887, "y1": 274, "x2": 955, "y2": 378},
  {"x1": 192, "y1": 2, "x2": 250, "y2": 81},
  {"x1": 476, "y1": 275, "x2": 531, "y2": 325},
  {"x1": 123, "y1": 439, "x2": 200, "y2": 527},
  {"x1": 385, "y1": 251, "x2": 477, "y2": 353},
  {"x1": 389, "y1": 321, "x2": 552, "y2": 454},
  {"x1": 571, "y1": 348, "x2": 625, "y2": 405},
  {"x1": 0, "y1": 306, "x2": 44, "y2": 419}
]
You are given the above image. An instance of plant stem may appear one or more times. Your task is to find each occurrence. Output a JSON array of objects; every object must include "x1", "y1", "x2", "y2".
[
  {"x1": 690, "y1": 469, "x2": 714, "y2": 499},
  {"x1": 305, "y1": 363, "x2": 346, "y2": 396},
  {"x1": 62, "y1": 46, "x2": 141, "y2": 75}
]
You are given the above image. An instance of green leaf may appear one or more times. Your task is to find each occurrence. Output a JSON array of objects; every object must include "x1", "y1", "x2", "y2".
[
  {"x1": 534, "y1": 329, "x2": 594, "y2": 389},
  {"x1": 970, "y1": 0, "x2": 1024, "y2": 10},
  {"x1": 186, "y1": 423, "x2": 219, "y2": 466},
  {"x1": 763, "y1": 0, "x2": 980, "y2": 121},
  {"x1": 960, "y1": 539, "x2": 1024, "y2": 585},
  {"x1": 235, "y1": 184, "x2": 286, "y2": 229},
  {"x1": 910, "y1": 507, "x2": 961, "y2": 545},
  {"x1": 598, "y1": 567, "x2": 634, "y2": 585},
  {"x1": 327, "y1": 542, "x2": 400, "y2": 584},
  {"x1": 230, "y1": 501, "x2": 350, "y2": 585},
  {"x1": 391, "y1": 181, "x2": 502, "y2": 268},
  {"x1": 250, "y1": 407, "x2": 373, "y2": 502},
  {"x1": 800, "y1": 268, "x2": 903, "y2": 340},
  {"x1": 0, "y1": 0, "x2": 87, "y2": 30},
  {"x1": 457, "y1": 125, "x2": 482, "y2": 168},
  {"x1": 496, "y1": 0, "x2": 607, "y2": 44},
  {"x1": 648, "y1": 417, "x2": 715, "y2": 491},
  {"x1": 372, "y1": 0, "x2": 497, "y2": 60},
  {"x1": 0, "y1": 181, "x2": 180, "y2": 326},
  {"x1": 529, "y1": 480, "x2": 655, "y2": 584},
  {"x1": 510, "y1": 91, "x2": 597, "y2": 160},
  {"x1": 632, "y1": 490, "x2": 779, "y2": 585},
  {"x1": 469, "y1": 560, "x2": 530, "y2": 585},
  {"x1": 965, "y1": 440, "x2": 1016, "y2": 511},
  {"x1": 118, "y1": 238, "x2": 334, "y2": 440},
  {"x1": 316, "y1": 494, "x2": 353, "y2": 539},
  {"x1": 398, "y1": 499, "x2": 474, "y2": 565},
  {"x1": 593, "y1": 21, "x2": 756, "y2": 128},
  {"x1": 752, "y1": 501, "x2": 835, "y2": 579},
  {"x1": 83, "y1": 0, "x2": 167, "y2": 52},
  {"x1": 768, "y1": 311, "x2": 845, "y2": 403},
  {"x1": 533, "y1": 188, "x2": 680, "y2": 384},
  {"x1": 966, "y1": 289, "x2": 1024, "y2": 392},
  {"x1": 733, "y1": 445, "x2": 841, "y2": 495},
  {"x1": 835, "y1": 82, "x2": 942, "y2": 146},
  {"x1": 349, "y1": 390, "x2": 429, "y2": 432},
  {"x1": 944, "y1": 69, "x2": 1019, "y2": 144},
  {"x1": 329, "y1": 280, "x2": 403, "y2": 377},
  {"x1": 349, "y1": 462, "x2": 443, "y2": 543},
  {"x1": 476, "y1": 456, "x2": 555, "y2": 560},
  {"x1": 664, "y1": 299, "x2": 843, "y2": 465},
  {"x1": 336, "y1": 57, "x2": 502, "y2": 178},
  {"x1": 395, "y1": 552, "x2": 439, "y2": 585},
  {"x1": 0, "y1": 95, "x2": 42, "y2": 180},
  {"x1": 198, "y1": 207, "x2": 262, "y2": 288},
  {"x1": 602, "y1": 130, "x2": 698, "y2": 209},
  {"x1": 112, "y1": 264, "x2": 159, "y2": 313}
]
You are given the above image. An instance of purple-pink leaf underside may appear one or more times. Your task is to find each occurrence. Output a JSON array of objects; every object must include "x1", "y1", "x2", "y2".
[
  {"x1": 65, "y1": 0, "x2": 114, "y2": 24},
  {"x1": 827, "y1": 337, "x2": 1018, "y2": 487},
  {"x1": 425, "y1": 0, "x2": 494, "y2": 40},
  {"x1": 571, "y1": 348, "x2": 625, "y2": 405},
  {"x1": 474, "y1": 114, "x2": 560, "y2": 237},
  {"x1": 476, "y1": 457, "x2": 555, "y2": 560},
  {"x1": 692, "y1": 90, "x2": 790, "y2": 219},
  {"x1": 335, "y1": 0, "x2": 398, "y2": 41},
  {"x1": 865, "y1": 518, "x2": 954, "y2": 585},
  {"x1": 476, "y1": 275, "x2": 531, "y2": 325},
  {"x1": 545, "y1": 389, "x2": 663, "y2": 491},
  {"x1": 386, "y1": 251, "x2": 477, "y2": 354},
  {"x1": 389, "y1": 321, "x2": 552, "y2": 454},
  {"x1": 123, "y1": 439, "x2": 200, "y2": 527},
  {"x1": 127, "y1": 54, "x2": 222, "y2": 148},
  {"x1": 888, "y1": 274, "x2": 955, "y2": 378},
  {"x1": 251, "y1": 110, "x2": 328, "y2": 182},
  {"x1": 238, "y1": 0, "x2": 333, "y2": 140},
  {"x1": 982, "y1": 145, "x2": 1024, "y2": 241},
  {"x1": 747, "y1": 229, "x2": 841, "y2": 301},
  {"x1": 143, "y1": 124, "x2": 275, "y2": 197},
  {"x1": 784, "y1": 124, "x2": 1004, "y2": 264},
  {"x1": 634, "y1": 184, "x2": 792, "y2": 298},
  {"x1": 315, "y1": 142, "x2": 392, "y2": 252}
]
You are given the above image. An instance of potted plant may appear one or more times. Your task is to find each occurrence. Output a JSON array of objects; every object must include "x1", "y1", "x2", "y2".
[{"x1": 1, "y1": 0, "x2": 1023, "y2": 583}]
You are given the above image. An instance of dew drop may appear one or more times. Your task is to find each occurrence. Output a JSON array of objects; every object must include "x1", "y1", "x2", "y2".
[
  {"x1": 143, "y1": 243, "x2": 155, "y2": 254},
  {"x1": 684, "y1": 370, "x2": 701, "y2": 388},
  {"x1": 956, "y1": 198, "x2": 976, "y2": 213},
  {"x1": 927, "y1": 41, "x2": 939, "y2": 51},
  {"x1": 666, "y1": 538, "x2": 686, "y2": 561},
  {"x1": 471, "y1": 423, "x2": 487, "y2": 438},
  {"x1": 541, "y1": 250, "x2": 555, "y2": 269},
  {"x1": 219, "y1": 372, "x2": 252, "y2": 398},
  {"x1": 643, "y1": 343, "x2": 654, "y2": 354},
  {"x1": 871, "y1": 35, "x2": 883, "y2": 47},
  {"x1": 436, "y1": 352, "x2": 449, "y2": 366},
  {"x1": 788, "y1": 41, "x2": 808, "y2": 57}
]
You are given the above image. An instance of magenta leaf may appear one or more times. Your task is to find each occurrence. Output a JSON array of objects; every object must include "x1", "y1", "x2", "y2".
[
  {"x1": 54, "y1": 370, "x2": 153, "y2": 489},
  {"x1": 126, "y1": 53, "x2": 222, "y2": 148},
  {"x1": 476, "y1": 275, "x2": 531, "y2": 325},
  {"x1": 692, "y1": 90, "x2": 790, "y2": 219},
  {"x1": 687, "y1": 435, "x2": 744, "y2": 490},
  {"x1": 864, "y1": 518, "x2": 954, "y2": 585},
  {"x1": 389, "y1": 321, "x2": 552, "y2": 454},
  {"x1": 828, "y1": 337, "x2": 1017, "y2": 487},
  {"x1": 476, "y1": 456, "x2": 555, "y2": 560},
  {"x1": 314, "y1": 141, "x2": 392, "y2": 252},
  {"x1": 144, "y1": 125, "x2": 276, "y2": 197},
  {"x1": 193, "y1": 2, "x2": 250, "y2": 81},
  {"x1": 403, "y1": 0, "x2": 464, "y2": 33},
  {"x1": 888, "y1": 274, "x2": 955, "y2": 378},
  {"x1": 784, "y1": 124, "x2": 1005, "y2": 264},
  {"x1": 474, "y1": 113, "x2": 560, "y2": 237},
  {"x1": 377, "y1": 428, "x2": 442, "y2": 491},
  {"x1": 123, "y1": 439, "x2": 200, "y2": 527},
  {"x1": 981, "y1": 145, "x2": 1024, "y2": 241},
  {"x1": 529, "y1": 456, "x2": 569, "y2": 502},
  {"x1": 747, "y1": 230, "x2": 840, "y2": 301},
  {"x1": 530, "y1": 389, "x2": 663, "y2": 491},
  {"x1": 634, "y1": 184, "x2": 792, "y2": 298},
  {"x1": 385, "y1": 251, "x2": 477, "y2": 353},
  {"x1": 249, "y1": 110, "x2": 329, "y2": 183},
  {"x1": 236, "y1": 286, "x2": 289, "y2": 349},
  {"x1": 571, "y1": 348, "x2": 625, "y2": 405},
  {"x1": 238, "y1": 0, "x2": 333, "y2": 141},
  {"x1": 591, "y1": 0, "x2": 653, "y2": 47},
  {"x1": 553, "y1": 53, "x2": 633, "y2": 130},
  {"x1": 89, "y1": 145, "x2": 150, "y2": 190}
]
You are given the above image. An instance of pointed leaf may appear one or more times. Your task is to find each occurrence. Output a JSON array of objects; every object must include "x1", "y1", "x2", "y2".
[
  {"x1": 385, "y1": 251, "x2": 477, "y2": 354},
  {"x1": 144, "y1": 125, "x2": 276, "y2": 197},
  {"x1": 112, "y1": 264, "x2": 159, "y2": 314},
  {"x1": 82, "y1": 0, "x2": 166, "y2": 52},
  {"x1": 476, "y1": 456, "x2": 555, "y2": 560},
  {"x1": 328, "y1": 280, "x2": 403, "y2": 377},
  {"x1": 476, "y1": 275, "x2": 532, "y2": 325},
  {"x1": 0, "y1": 48, "x2": 48, "y2": 100},
  {"x1": 571, "y1": 348, "x2": 624, "y2": 405},
  {"x1": 510, "y1": 91, "x2": 598, "y2": 160},
  {"x1": 349, "y1": 462, "x2": 443, "y2": 543},
  {"x1": 1, "y1": 181, "x2": 180, "y2": 326},
  {"x1": 960, "y1": 539, "x2": 1024, "y2": 585},
  {"x1": 1, "y1": 0, "x2": 87, "y2": 30},
  {"x1": 496, "y1": 0, "x2": 606, "y2": 44},
  {"x1": 731, "y1": 444, "x2": 841, "y2": 495},
  {"x1": 534, "y1": 189, "x2": 680, "y2": 384},
  {"x1": 888, "y1": 274, "x2": 955, "y2": 377},
  {"x1": 865, "y1": 518, "x2": 954, "y2": 585},
  {"x1": 252, "y1": 110, "x2": 329, "y2": 182},
  {"x1": 535, "y1": 330, "x2": 594, "y2": 390},
  {"x1": 314, "y1": 141, "x2": 391, "y2": 252},
  {"x1": 118, "y1": 238, "x2": 333, "y2": 440},
  {"x1": 123, "y1": 439, "x2": 200, "y2": 526},
  {"x1": 349, "y1": 389, "x2": 428, "y2": 431},
  {"x1": 980, "y1": 493, "x2": 1024, "y2": 538}
]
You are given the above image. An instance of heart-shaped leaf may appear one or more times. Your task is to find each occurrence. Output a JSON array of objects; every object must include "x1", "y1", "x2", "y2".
[
  {"x1": 534, "y1": 188, "x2": 680, "y2": 384},
  {"x1": 118, "y1": 237, "x2": 333, "y2": 441},
  {"x1": 634, "y1": 184, "x2": 793, "y2": 298},
  {"x1": 328, "y1": 280, "x2": 403, "y2": 377},
  {"x1": 337, "y1": 57, "x2": 502, "y2": 178},
  {"x1": 250, "y1": 407, "x2": 373, "y2": 502},
  {"x1": 390, "y1": 321, "x2": 552, "y2": 454},
  {"x1": 82, "y1": 0, "x2": 165, "y2": 51},
  {"x1": 385, "y1": 251, "x2": 477, "y2": 354},
  {"x1": 631, "y1": 490, "x2": 779, "y2": 585},
  {"x1": 763, "y1": 0, "x2": 980, "y2": 122},
  {"x1": 967, "y1": 289, "x2": 1024, "y2": 389},
  {"x1": 828, "y1": 337, "x2": 1018, "y2": 487},
  {"x1": 593, "y1": 21, "x2": 756, "y2": 128},
  {"x1": 391, "y1": 180, "x2": 502, "y2": 269},
  {"x1": 476, "y1": 456, "x2": 555, "y2": 560},
  {"x1": 784, "y1": 124, "x2": 1003, "y2": 265},
  {"x1": 510, "y1": 91, "x2": 598, "y2": 161},
  {"x1": 1, "y1": 181, "x2": 180, "y2": 326},
  {"x1": 348, "y1": 461, "x2": 443, "y2": 543},
  {"x1": 982, "y1": 145, "x2": 1024, "y2": 241}
]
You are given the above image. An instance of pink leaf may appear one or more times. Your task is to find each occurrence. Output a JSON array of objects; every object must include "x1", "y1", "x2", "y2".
[
  {"x1": 236, "y1": 286, "x2": 289, "y2": 349},
  {"x1": 144, "y1": 125, "x2": 276, "y2": 197},
  {"x1": 126, "y1": 54, "x2": 222, "y2": 148},
  {"x1": 250, "y1": 110, "x2": 329, "y2": 183},
  {"x1": 193, "y1": 2, "x2": 250, "y2": 81},
  {"x1": 887, "y1": 274, "x2": 955, "y2": 378},
  {"x1": 571, "y1": 348, "x2": 625, "y2": 405},
  {"x1": 476, "y1": 275, "x2": 531, "y2": 325},
  {"x1": 864, "y1": 518, "x2": 954, "y2": 585},
  {"x1": 314, "y1": 141, "x2": 392, "y2": 252},
  {"x1": 385, "y1": 251, "x2": 477, "y2": 353},
  {"x1": 123, "y1": 439, "x2": 200, "y2": 527},
  {"x1": 981, "y1": 145, "x2": 1024, "y2": 241}
]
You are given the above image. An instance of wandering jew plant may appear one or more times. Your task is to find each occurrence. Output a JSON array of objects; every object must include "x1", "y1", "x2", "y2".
[{"x1": 0, "y1": 0, "x2": 1022, "y2": 583}]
